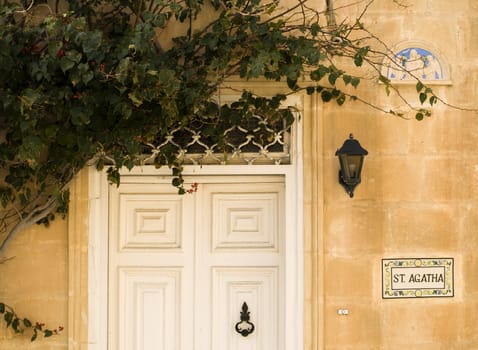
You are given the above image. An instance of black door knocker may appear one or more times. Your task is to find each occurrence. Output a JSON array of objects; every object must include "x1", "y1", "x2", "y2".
[{"x1": 235, "y1": 302, "x2": 255, "y2": 337}]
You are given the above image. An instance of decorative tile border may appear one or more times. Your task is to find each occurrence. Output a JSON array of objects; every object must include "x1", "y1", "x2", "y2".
[{"x1": 382, "y1": 258, "x2": 454, "y2": 299}]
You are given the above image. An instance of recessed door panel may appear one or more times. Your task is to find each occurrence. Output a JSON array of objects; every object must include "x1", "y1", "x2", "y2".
[
  {"x1": 118, "y1": 268, "x2": 181, "y2": 350},
  {"x1": 211, "y1": 192, "x2": 279, "y2": 251},
  {"x1": 119, "y1": 194, "x2": 183, "y2": 249},
  {"x1": 212, "y1": 268, "x2": 279, "y2": 350}
]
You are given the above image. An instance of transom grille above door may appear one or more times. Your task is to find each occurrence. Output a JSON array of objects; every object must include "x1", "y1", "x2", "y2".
[{"x1": 141, "y1": 114, "x2": 292, "y2": 165}]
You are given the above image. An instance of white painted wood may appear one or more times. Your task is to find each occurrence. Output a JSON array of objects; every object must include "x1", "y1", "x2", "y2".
[
  {"x1": 211, "y1": 191, "x2": 279, "y2": 251},
  {"x1": 87, "y1": 94, "x2": 304, "y2": 350},
  {"x1": 88, "y1": 166, "x2": 303, "y2": 350},
  {"x1": 108, "y1": 177, "x2": 285, "y2": 349},
  {"x1": 212, "y1": 268, "x2": 278, "y2": 350},
  {"x1": 88, "y1": 169, "x2": 109, "y2": 350},
  {"x1": 194, "y1": 180, "x2": 284, "y2": 350},
  {"x1": 118, "y1": 268, "x2": 181, "y2": 350},
  {"x1": 108, "y1": 182, "x2": 195, "y2": 350}
]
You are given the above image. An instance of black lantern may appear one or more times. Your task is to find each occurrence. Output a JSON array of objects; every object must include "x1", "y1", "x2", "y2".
[{"x1": 335, "y1": 134, "x2": 368, "y2": 198}]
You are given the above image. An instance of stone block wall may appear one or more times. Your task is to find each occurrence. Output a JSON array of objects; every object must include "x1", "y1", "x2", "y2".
[
  {"x1": 0, "y1": 220, "x2": 68, "y2": 349},
  {"x1": 0, "y1": 0, "x2": 476, "y2": 349},
  {"x1": 306, "y1": 0, "x2": 478, "y2": 349}
]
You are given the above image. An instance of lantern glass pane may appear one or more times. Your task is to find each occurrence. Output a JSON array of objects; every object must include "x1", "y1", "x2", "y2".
[{"x1": 341, "y1": 155, "x2": 363, "y2": 183}]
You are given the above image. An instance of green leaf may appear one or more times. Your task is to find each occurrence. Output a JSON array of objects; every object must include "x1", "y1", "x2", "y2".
[
  {"x1": 128, "y1": 92, "x2": 143, "y2": 107},
  {"x1": 310, "y1": 65, "x2": 329, "y2": 81},
  {"x1": 179, "y1": 9, "x2": 189, "y2": 22},
  {"x1": 82, "y1": 31, "x2": 103, "y2": 60},
  {"x1": 70, "y1": 106, "x2": 91, "y2": 126},
  {"x1": 351, "y1": 77, "x2": 360, "y2": 88},
  {"x1": 354, "y1": 53, "x2": 363, "y2": 67},
  {"x1": 172, "y1": 177, "x2": 183, "y2": 187},
  {"x1": 248, "y1": 53, "x2": 267, "y2": 77},
  {"x1": 336, "y1": 93, "x2": 346, "y2": 106},
  {"x1": 60, "y1": 50, "x2": 82, "y2": 73},
  {"x1": 23, "y1": 318, "x2": 32, "y2": 328},
  {"x1": 12, "y1": 318, "x2": 19, "y2": 332},
  {"x1": 416, "y1": 81, "x2": 424, "y2": 92},
  {"x1": 18, "y1": 135, "x2": 44, "y2": 164},
  {"x1": 0, "y1": 303, "x2": 4, "y2": 313},
  {"x1": 78, "y1": 63, "x2": 94, "y2": 85},
  {"x1": 48, "y1": 41, "x2": 63, "y2": 58},
  {"x1": 306, "y1": 86, "x2": 315, "y2": 95},
  {"x1": 415, "y1": 112, "x2": 424, "y2": 121},
  {"x1": 378, "y1": 75, "x2": 390, "y2": 84},
  {"x1": 321, "y1": 90, "x2": 333, "y2": 102},
  {"x1": 328, "y1": 72, "x2": 340, "y2": 85},
  {"x1": 20, "y1": 89, "x2": 41, "y2": 112},
  {"x1": 158, "y1": 69, "x2": 180, "y2": 95},
  {"x1": 311, "y1": 23, "x2": 320, "y2": 36},
  {"x1": 60, "y1": 57, "x2": 76, "y2": 73},
  {"x1": 419, "y1": 92, "x2": 427, "y2": 104},
  {"x1": 4, "y1": 312, "x2": 13, "y2": 327},
  {"x1": 107, "y1": 168, "x2": 121, "y2": 187},
  {"x1": 287, "y1": 77, "x2": 298, "y2": 90}
]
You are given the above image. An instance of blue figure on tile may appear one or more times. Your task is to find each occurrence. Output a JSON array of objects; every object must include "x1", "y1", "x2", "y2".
[{"x1": 386, "y1": 47, "x2": 443, "y2": 81}]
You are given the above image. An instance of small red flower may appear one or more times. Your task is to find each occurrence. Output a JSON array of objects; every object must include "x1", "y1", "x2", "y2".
[
  {"x1": 186, "y1": 182, "x2": 199, "y2": 194},
  {"x1": 56, "y1": 48, "x2": 65, "y2": 59}
]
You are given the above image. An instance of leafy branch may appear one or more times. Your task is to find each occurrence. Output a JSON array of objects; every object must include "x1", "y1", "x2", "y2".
[
  {"x1": 0, "y1": 302, "x2": 63, "y2": 341},
  {"x1": 0, "y1": 0, "x2": 471, "y2": 253}
]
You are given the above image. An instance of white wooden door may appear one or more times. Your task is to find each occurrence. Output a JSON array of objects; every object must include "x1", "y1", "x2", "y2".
[{"x1": 108, "y1": 175, "x2": 285, "y2": 350}]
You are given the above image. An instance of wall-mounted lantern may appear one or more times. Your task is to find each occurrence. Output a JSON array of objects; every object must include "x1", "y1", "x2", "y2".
[{"x1": 335, "y1": 134, "x2": 368, "y2": 198}]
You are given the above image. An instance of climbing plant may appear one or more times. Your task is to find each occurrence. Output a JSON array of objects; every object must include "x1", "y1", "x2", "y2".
[
  {"x1": 0, "y1": 257, "x2": 63, "y2": 341},
  {"x1": 0, "y1": 0, "x2": 439, "y2": 252},
  {"x1": 0, "y1": 301, "x2": 63, "y2": 341}
]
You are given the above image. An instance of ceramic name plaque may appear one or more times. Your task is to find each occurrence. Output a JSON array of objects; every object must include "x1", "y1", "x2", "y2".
[{"x1": 382, "y1": 258, "x2": 454, "y2": 299}]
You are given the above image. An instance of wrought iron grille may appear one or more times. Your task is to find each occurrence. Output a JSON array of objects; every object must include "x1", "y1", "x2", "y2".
[{"x1": 142, "y1": 113, "x2": 293, "y2": 165}]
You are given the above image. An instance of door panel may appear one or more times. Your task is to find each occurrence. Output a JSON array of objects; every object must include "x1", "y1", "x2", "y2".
[
  {"x1": 212, "y1": 268, "x2": 278, "y2": 350},
  {"x1": 109, "y1": 184, "x2": 195, "y2": 350},
  {"x1": 108, "y1": 176, "x2": 284, "y2": 350},
  {"x1": 211, "y1": 192, "x2": 279, "y2": 250},
  {"x1": 118, "y1": 194, "x2": 183, "y2": 249},
  {"x1": 118, "y1": 268, "x2": 181, "y2": 350}
]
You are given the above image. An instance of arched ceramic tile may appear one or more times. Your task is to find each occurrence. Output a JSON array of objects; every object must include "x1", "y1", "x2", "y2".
[{"x1": 382, "y1": 42, "x2": 451, "y2": 84}]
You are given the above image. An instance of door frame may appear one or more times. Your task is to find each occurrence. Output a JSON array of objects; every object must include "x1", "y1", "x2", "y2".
[
  {"x1": 87, "y1": 163, "x2": 303, "y2": 350},
  {"x1": 86, "y1": 95, "x2": 304, "y2": 349}
]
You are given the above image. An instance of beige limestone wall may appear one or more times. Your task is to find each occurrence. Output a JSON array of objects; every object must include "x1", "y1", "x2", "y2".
[
  {"x1": 307, "y1": 1, "x2": 478, "y2": 349},
  {"x1": 0, "y1": 207, "x2": 68, "y2": 349},
  {"x1": 0, "y1": 169, "x2": 90, "y2": 349},
  {"x1": 0, "y1": 1, "x2": 477, "y2": 349}
]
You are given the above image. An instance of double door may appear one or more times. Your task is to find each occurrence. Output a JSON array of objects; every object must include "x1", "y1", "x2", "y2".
[{"x1": 108, "y1": 175, "x2": 285, "y2": 349}]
